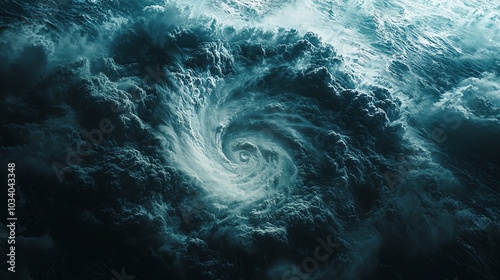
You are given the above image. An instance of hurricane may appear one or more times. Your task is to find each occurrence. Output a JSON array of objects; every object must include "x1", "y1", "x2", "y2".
[{"x1": 0, "y1": 0, "x2": 499, "y2": 280}]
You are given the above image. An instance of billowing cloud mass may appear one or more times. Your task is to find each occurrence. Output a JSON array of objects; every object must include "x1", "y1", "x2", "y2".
[{"x1": 0, "y1": 0, "x2": 498, "y2": 279}]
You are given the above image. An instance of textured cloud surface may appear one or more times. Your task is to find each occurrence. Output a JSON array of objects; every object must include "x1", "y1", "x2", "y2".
[{"x1": 0, "y1": 1, "x2": 498, "y2": 279}]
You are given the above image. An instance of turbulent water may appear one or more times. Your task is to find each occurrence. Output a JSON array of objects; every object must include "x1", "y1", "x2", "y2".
[{"x1": 0, "y1": 0, "x2": 499, "y2": 279}]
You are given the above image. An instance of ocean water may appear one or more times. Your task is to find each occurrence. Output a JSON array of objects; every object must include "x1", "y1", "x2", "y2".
[{"x1": 0, "y1": 0, "x2": 499, "y2": 279}]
